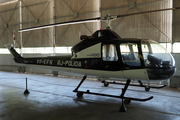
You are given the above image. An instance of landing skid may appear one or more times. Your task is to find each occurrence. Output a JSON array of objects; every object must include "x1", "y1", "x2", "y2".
[
  {"x1": 102, "y1": 80, "x2": 166, "y2": 92},
  {"x1": 73, "y1": 76, "x2": 153, "y2": 112},
  {"x1": 75, "y1": 90, "x2": 153, "y2": 101}
]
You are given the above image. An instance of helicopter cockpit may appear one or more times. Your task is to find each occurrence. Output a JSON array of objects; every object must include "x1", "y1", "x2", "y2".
[
  {"x1": 141, "y1": 40, "x2": 176, "y2": 80},
  {"x1": 118, "y1": 39, "x2": 176, "y2": 80}
]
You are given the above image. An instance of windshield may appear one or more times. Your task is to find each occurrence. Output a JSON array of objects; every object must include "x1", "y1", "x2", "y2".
[{"x1": 142, "y1": 40, "x2": 175, "y2": 68}]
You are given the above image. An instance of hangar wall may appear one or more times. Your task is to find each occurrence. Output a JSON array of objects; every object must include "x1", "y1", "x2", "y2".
[
  {"x1": 0, "y1": 0, "x2": 100, "y2": 76},
  {"x1": 172, "y1": 0, "x2": 180, "y2": 43},
  {"x1": 0, "y1": 0, "x2": 172, "y2": 47},
  {"x1": 0, "y1": 0, "x2": 180, "y2": 77},
  {"x1": 0, "y1": 0, "x2": 100, "y2": 48},
  {"x1": 55, "y1": 0, "x2": 100, "y2": 46},
  {"x1": 21, "y1": 0, "x2": 100, "y2": 47},
  {"x1": 101, "y1": 0, "x2": 172, "y2": 43},
  {"x1": 21, "y1": 0, "x2": 53, "y2": 47},
  {"x1": 0, "y1": 1, "x2": 20, "y2": 48}
]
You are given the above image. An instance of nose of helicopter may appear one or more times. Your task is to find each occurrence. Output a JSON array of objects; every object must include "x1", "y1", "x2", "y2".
[
  {"x1": 146, "y1": 51, "x2": 176, "y2": 80},
  {"x1": 145, "y1": 53, "x2": 176, "y2": 80},
  {"x1": 142, "y1": 40, "x2": 176, "y2": 81},
  {"x1": 146, "y1": 66, "x2": 176, "y2": 80}
]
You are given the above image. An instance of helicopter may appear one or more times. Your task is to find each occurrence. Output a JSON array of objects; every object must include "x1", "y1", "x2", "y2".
[{"x1": 5, "y1": 7, "x2": 179, "y2": 112}]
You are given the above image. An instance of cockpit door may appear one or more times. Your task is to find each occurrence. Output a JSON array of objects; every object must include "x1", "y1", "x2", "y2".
[
  {"x1": 120, "y1": 42, "x2": 141, "y2": 67},
  {"x1": 101, "y1": 43, "x2": 124, "y2": 78},
  {"x1": 120, "y1": 42, "x2": 149, "y2": 80}
]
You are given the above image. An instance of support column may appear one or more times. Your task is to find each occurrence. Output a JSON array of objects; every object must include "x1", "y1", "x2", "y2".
[{"x1": 52, "y1": 0, "x2": 56, "y2": 56}]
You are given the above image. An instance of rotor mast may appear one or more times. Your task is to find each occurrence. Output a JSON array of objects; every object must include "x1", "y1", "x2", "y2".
[{"x1": 101, "y1": 14, "x2": 117, "y2": 29}]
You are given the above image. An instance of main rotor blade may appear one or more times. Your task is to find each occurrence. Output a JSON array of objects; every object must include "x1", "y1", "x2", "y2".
[
  {"x1": 19, "y1": 7, "x2": 180, "y2": 32},
  {"x1": 19, "y1": 17, "x2": 101, "y2": 32},
  {"x1": 117, "y1": 7, "x2": 180, "y2": 18}
]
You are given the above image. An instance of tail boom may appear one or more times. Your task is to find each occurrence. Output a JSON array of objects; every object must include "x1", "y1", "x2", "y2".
[{"x1": 4, "y1": 44, "x2": 23, "y2": 63}]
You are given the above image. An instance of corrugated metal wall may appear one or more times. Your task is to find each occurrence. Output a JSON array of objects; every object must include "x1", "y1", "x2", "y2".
[
  {"x1": 0, "y1": 1, "x2": 20, "y2": 48},
  {"x1": 173, "y1": 0, "x2": 180, "y2": 43},
  {"x1": 101, "y1": 0, "x2": 172, "y2": 43},
  {"x1": 55, "y1": 0, "x2": 100, "y2": 46},
  {"x1": 172, "y1": 0, "x2": 180, "y2": 76},
  {"x1": 21, "y1": 0, "x2": 53, "y2": 47},
  {"x1": 0, "y1": 0, "x2": 173, "y2": 48},
  {"x1": 0, "y1": 0, "x2": 100, "y2": 74},
  {"x1": 0, "y1": 0, "x2": 180, "y2": 77},
  {"x1": 0, "y1": 0, "x2": 100, "y2": 48},
  {"x1": 172, "y1": 53, "x2": 180, "y2": 76}
]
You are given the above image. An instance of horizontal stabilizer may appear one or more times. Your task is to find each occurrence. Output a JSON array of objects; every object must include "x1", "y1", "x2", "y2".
[{"x1": 4, "y1": 44, "x2": 23, "y2": 63}]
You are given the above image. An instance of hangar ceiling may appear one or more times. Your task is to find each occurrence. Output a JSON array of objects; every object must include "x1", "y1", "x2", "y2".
[{"x1": 0, "y1": 0, "x2": 176, "y2": 49}]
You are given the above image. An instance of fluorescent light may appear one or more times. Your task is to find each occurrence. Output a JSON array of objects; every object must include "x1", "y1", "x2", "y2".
[{"x1": 0, "y1": 0, "x2": 18, "y2": 5}]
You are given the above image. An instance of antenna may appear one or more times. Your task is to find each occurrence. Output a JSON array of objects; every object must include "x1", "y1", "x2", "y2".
[{"x1": 13, "y1": 30, "x2": 16, "y2": 48}]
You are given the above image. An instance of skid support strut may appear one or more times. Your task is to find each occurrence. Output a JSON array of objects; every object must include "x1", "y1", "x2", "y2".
[
  {"x1": 73, "y1": 76, "x2": 86, "y2": 92},
  {"x1": 73, "y1": 77, "x2": 153, "y2": 112},
  {"x1": 119, "y1": 79, "x2": 131, "y2": 112}
]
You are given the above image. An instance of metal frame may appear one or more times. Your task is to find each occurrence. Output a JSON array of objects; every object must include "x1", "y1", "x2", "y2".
[
  {"x1": 21, "y1": 0, "x2": 51, "y2": 47},
  {"x1": 73, "y1": 76, "x2": 153, "y2": 112},
  {"x1": 102, "y1": 0, "x2": 172, "y2": 44},
  {"x1": 101, "y1": 0, "x2": 169, "y2": 11},
  {"x1": 55, "y1": 0, "x2": 94, "y2": 45},
  {"x1": 0, "y1": 0, "x2": 99, "y2": 48},
  {"x1": 0, "y1": 0, "x2": 174, "y2": 48},
  {"x1": 0, "y1": 1, "x2": 19, "y2": 45}
]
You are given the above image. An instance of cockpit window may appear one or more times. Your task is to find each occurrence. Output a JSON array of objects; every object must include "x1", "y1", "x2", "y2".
[
  {"x1": 102, "y1": 44, "x2": 118, "y2": 61},
  {"x1": 120, "y1": 43, "x2": 141, "y2": 66}
]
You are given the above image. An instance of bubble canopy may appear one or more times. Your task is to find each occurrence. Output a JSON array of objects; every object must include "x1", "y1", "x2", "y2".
[{"x1": 141, "y1": 40, "x2": 176, "y2": 80}]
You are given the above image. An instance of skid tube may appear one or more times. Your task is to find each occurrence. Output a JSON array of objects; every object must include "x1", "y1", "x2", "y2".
[
  {"x1": 73, "y1": 76, "x2": 153, "y2": 112},
  {"x1": 74, "y1": 90, "x2": 153, "y2": 101},
  {"x1": 102, "y1": 80, "x2": 166, "y2": 91}
]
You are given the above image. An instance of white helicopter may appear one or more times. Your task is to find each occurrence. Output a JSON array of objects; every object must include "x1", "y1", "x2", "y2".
[{"x1": 5, "y1": 7, "x2": 179, "y2": 112}]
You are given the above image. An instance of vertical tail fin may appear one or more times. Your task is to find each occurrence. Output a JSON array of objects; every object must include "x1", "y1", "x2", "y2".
[{"x1": 4, "y1": 44, "x2": 23, "y2": 63}]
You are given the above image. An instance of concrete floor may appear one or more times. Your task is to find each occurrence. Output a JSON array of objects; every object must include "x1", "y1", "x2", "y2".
[{"x1": 0, "y1": 71, "x2": 180, "y2": 120}]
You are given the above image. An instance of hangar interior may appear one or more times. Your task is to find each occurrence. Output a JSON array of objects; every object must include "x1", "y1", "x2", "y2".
[
  {"x1": 0, "y1": 0, "x2": 180, "y2": 87},
  {"x1": 0, "y1": 0, "x2": 180, "y2": 119}
]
